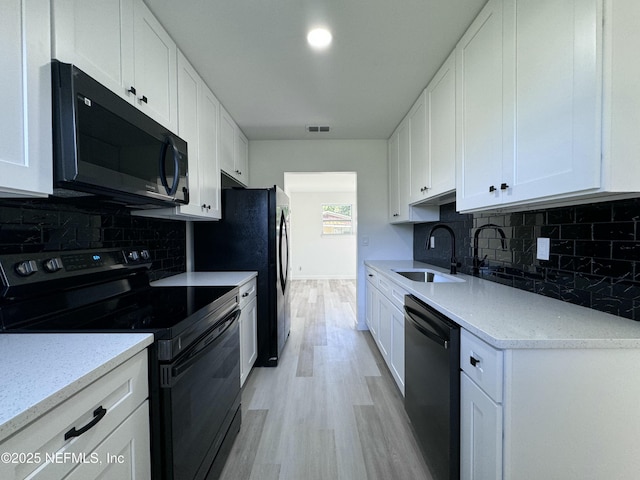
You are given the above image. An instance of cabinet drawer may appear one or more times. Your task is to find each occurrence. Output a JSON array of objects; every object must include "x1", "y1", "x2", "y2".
[
  {"x1": 365, "y1": 267, "x2": 376, "y2": 285},
  {"x1": 460, "y1": 330, "x2": 503, "y2": 402},
  {"x1": 239, "y1": 278, "x2": 257, "y2": 308},
  {"x1": 0, "y1": 351, "x2": 148, "y2": 480},
  {"x1": 376, "y1": 275, "x2": 407, "y2": 311}
]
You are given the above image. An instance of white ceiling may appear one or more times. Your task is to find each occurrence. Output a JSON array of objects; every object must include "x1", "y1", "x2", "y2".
[{"x1": 144, "y1": 0, "x2": 487, "y2": 141}]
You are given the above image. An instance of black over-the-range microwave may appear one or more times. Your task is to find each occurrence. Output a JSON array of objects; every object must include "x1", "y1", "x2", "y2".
[{"x1": 51, "y1": 60, "x2": 189, "y2": 207}]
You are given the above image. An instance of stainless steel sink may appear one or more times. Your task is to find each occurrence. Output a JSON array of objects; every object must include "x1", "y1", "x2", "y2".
[{"x1": 392, "y1": 269, "x2": 465, "y2": 283}]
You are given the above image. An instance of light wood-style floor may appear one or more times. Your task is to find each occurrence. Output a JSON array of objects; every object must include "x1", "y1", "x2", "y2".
[{"x1": 220, "y1": 279, "x2": 433, "y2": 480}]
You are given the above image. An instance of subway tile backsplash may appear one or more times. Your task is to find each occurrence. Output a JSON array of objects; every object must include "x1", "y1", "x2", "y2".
[
  {"x1": 0, "y1": 198, "x2": 186, "y2": 281},
  {"x1": 414, "y1": 198, "x2": 640, "y2": 321}
]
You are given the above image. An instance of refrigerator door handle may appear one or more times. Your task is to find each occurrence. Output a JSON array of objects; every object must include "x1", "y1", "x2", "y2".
[{"x1": 279, "y1": 210, "x2": 289, "y2": 292}]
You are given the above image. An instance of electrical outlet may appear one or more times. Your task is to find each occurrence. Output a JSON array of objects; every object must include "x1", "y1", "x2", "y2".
[{"x1": 536, "y1": 237, "x2": 550, "y2": 261}]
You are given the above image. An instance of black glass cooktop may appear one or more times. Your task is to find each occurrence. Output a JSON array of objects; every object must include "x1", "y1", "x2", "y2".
[{"x1": 0, "y1": 284, "x2": 236, "y2": 338}]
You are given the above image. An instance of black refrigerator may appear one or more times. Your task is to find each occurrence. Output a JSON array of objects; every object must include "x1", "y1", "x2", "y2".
[{"x1": 194, "y1": 186, "x2": 291, "y2": 367}]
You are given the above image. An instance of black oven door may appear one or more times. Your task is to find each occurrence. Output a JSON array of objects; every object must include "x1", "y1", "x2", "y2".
[{"x1": 157, "y1": 308, "x2": 240, "y2": 480}]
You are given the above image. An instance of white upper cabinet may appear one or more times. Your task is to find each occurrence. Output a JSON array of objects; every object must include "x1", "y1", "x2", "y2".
[
  {"x1": 388, "y1": 117, "x2": 440, "y2": 224},
  {"x1": 219, "y1": 105, "x2": 236, "y2": 177},
  {"x1": 220, "y1": 105, "x2": 249, "y2": 186},
  {"x1": 133, "y1": 51, "x2": 220, "y2": 220},
  {"x1": 198, "y1": 82, "x2": 222, "y2": 218},
  {"x1": 387, "y1": 128, "x2": 401, "y2": 222},
  {"x1": 425, "y1": 51, "x2": 456, "y2": 200},
  {"x1": 132, "y1": 0, "x2": 177, "y2": 131},
  {"x1": 408, "y1": 91, "x2": 429, "y2": 204},
  {"x1": 52, "y1": 0, "x2": 177, "y2": 132},
  {"x1": 51, "y1": 0, "x2": 134, "y2": 101},
  {"x1": 456, "y1": 0, "x2": 605, "y2": 212},
  {"x1": 235, "y1": 129, "x2": 249, "y2": 185},
  {"x1": 0, "y1": 0, "x2": 52, "y2": 198}
]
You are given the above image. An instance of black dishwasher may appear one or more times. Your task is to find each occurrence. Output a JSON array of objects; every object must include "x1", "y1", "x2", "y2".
[{"x1": 404, "y1": 294, "x2": 460, "y2": 480}]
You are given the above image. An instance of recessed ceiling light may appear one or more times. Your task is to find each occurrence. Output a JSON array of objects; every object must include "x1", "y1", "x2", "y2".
[{"x1": 307, "y1": 28, "x2": 332, "y2": 49}]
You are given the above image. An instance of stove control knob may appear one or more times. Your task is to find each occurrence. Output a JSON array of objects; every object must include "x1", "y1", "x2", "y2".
[
  {"x1": 127, "y1": 250, "x2": 140, "y2": 262},
  {"x1": 140, "y1": 250, "x2": 150, "y2": 261},
  {"x1": 43, "y1": 257, "x2": 63, "y2": 273},
  {"x1": 15, "y1": 260, "x2": 38, "y2": 277}
]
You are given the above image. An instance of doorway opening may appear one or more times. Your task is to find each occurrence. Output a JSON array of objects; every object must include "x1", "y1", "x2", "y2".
[{"x1": 284, "y1": 172, "x2": 357, "y2": 280}]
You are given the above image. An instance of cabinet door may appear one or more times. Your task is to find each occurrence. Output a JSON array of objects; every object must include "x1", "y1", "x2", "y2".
[
  {"x1": 365, "y1": 278, "x2": 378, "y2": 339},
  {"x1": 396, "y1": 119, "x2": 411, "y2": 222},
  {"x1": 176, "y1": 51, "x2": 202, "y2": 215},
  {"x1": 240, "y1": 297, "x2": 258, "y2": 387},
  {"x1": 64, "y1": 402, "x2": 151, "y2": 480},
  {"x1": 460, "y1": 373, "x2": 503, "y2": 480},
  {"x1": 409, "y1": 91, "x2": 429, "y2": 203},
  {"x1": 219, "y1": 105, "x2": 236, "y2": 178},
  {"x1": 0, "y1": 0, "x2": 52, "y2": 197},
  {"x1": 390, "y1": 306, "x2": 405, "y2": 395},
  {"x1": 387, "y1": 130, "x2": 400, "y2": 222},
  {"x1": 132, "y1": 0, "x2": 177, "y2": 131},
  {"x1": 504, "y1": 0, "x2": 601, "y2": 204},
  {"x1": 376, "y1": 293, "x2": 392, "y2": 361},
  {"x1": 51, "y1": 0, "x2": 134, "y2": 100},
  {"x1": 235, "y1": 129, "x2": 249, "y2": 186},
  {"x1": 427, "y1": 52, "x2": 456, "y2": 198},
  {"x1": 198, "y1": 83, "x2": 222, "y2": 219},
  {"x1": 455, "y1": 0, "x2": 504, "y2": 211}
]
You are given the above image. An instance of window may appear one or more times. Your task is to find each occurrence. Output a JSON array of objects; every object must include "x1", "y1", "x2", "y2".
[{"x1": 321, "y1": 204, "x2": 353, "y2": 235}]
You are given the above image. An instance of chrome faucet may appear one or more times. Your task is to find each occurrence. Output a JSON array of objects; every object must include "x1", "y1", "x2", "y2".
[
  {"x1": 426, "y1": 224, "x2": 458, "y2": 274},
  {"x1": 472, "y1": 223, "x2": 507, "y2": 275}
]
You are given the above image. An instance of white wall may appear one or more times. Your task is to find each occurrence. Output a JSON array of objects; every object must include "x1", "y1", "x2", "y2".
[
  {"x1": 289, "y1": 190, "x2": 357, "y2": 280},
  {"x1": 249, "y1": 139, "x2": 413, "y2": 329}
]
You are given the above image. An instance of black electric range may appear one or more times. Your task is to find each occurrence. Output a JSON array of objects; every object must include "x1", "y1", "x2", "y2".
[{"x1": 0, "y1": 247, "x2": 242, "y2": 480}]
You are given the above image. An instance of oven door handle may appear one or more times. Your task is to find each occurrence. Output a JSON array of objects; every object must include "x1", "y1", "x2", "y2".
[{"x1": 169, "y1": 309, "x2": 240, "y2": 382}]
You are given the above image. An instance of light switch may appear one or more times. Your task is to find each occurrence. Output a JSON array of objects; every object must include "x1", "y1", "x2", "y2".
[
  {"x1": 536, "y1": 237, "x2": 550, "y2": 261},
  {"x1": 361, "y1": 236, "x2": 369, "y2": 246}
]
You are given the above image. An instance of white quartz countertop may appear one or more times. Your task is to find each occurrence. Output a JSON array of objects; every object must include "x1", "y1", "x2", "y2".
[
  {"x1": 366, "y1": 260, "x2": 640, "y2": 349},
  {"x1": 151, "y1": 271, "x2": 257, "y2": 287},
  {"x1": 0, "y1": 333, "x2": 153, "y2": 442}
]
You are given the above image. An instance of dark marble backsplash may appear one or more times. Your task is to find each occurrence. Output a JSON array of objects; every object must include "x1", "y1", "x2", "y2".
[
  {"x1": 414, "y1": 198, "x2": 640, "y2": 321},
  {"x1": 0, "y1": 198, "x2": 186, "y2": 281}
]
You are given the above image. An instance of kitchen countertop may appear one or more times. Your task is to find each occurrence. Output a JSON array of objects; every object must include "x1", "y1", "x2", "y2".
[
  {"x1": 151, "y1": 271, "x2": 257, "y2": 287},
  {"x1": 0, "y1": 333, "x2": 153, "y2": 442},
  {"x1": 366, "y1": 260, "x2": 640, "y2": 349}
]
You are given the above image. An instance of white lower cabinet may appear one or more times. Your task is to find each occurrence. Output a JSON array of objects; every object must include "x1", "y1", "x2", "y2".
[
  {"x1": 365, "y1": 268, "x2": 406, "y2": 395},
  {"x1": 239, "y1": 277, "x2": 258, "y2": 387},
  {"x1": 0, "y1": 351, "x2": 150, "y2": 480},
  {"x1": 390, "y1": 306, "x2": 405, "y2": 394},
  {"x1": 365, "y1": 268, "x2": 379, "y2": 339},
  {"x1": 460, "y1": 373, "x2": 502, "y2": 480},
  {"x1": 460, "y1": 328, "x2": 640, "y2": 479}
]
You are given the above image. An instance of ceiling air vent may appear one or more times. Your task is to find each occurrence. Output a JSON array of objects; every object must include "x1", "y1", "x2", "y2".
[{"x1": 306, "y1": 125, "x2": 330, "y2": 133}]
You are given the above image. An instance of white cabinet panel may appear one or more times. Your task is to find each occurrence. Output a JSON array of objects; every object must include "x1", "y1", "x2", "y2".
[
  {"x1": 0, "y1": 352, "x2": 149, "y2": 480},
  {"x1": 0, "y1": 0, "x2": 52, "y2": 197},
  {"x1": 390, "y1": 307, "x2": 405, "y2": 396},
  {"x1": 51, "y1": 0, "x2": 134, "y2": 99},
  {"x1": 239, "y1": 278, "x2": 257, "y2": 387},
  {"x1": 133, "y1": 52, "x2": 221, "y2": 220},
  {"x1": 506, "y1": 0, "x2": 601, "y2": 204},
  {"x1": 426, "y1": 51, "x2": 456, "y2": 199},
  {"x1": 460, "y1": 373, "x2": 502, "y2": 480},
  {"x1": 456, "y1": 0, "x2": 603, "y2": 212},
  {"x1": 409, "y1": 91, "x2": 429, "y2": 203},
  {"x1": 52, "y1": 0, "x2": 177, "y2": 132},
  {"x1": 455, "y1": 0, "x2": 504, "y2": 211},
  {"x1": 132, "y1": 0, "x2": 177, "y2": 132}
]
